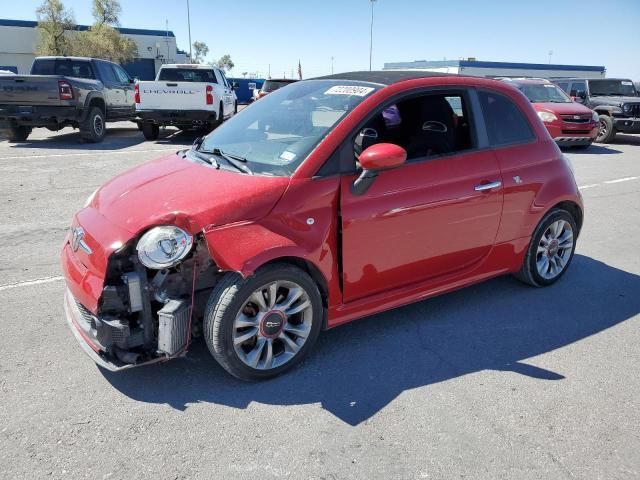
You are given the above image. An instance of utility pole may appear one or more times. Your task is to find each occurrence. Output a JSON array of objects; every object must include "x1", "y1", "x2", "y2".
[
  {"x1": 331, "y1": 56, "x2": 334, "y2": 74},
  {"x1": 369, "y1": 0, "x2": 377, "y2": 71},
  {"x1": 548, "y1": 50, "x2": 553, "y2": 64},
  {"x1": 187, "y1": 0, "x2": 193, "y2": 63}
]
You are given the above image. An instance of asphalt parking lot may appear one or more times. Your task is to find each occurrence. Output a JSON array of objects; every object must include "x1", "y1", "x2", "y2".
[{"x1": 1, "y1": 122, "x2": 639, "y2": 480}]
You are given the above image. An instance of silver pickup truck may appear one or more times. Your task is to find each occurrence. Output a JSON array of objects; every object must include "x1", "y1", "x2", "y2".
[{"x1": 0, "y1": 56, "x2": 136, "y2": 142}]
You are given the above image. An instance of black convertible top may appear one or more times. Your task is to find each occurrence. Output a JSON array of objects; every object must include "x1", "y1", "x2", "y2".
[{"x1": 312, "y1": 70, "x2": 456, "y2": 85}]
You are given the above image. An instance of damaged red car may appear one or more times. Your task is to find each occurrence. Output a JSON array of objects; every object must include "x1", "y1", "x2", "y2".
[{"x1": 62, "y1": 71, "x2": 583, "y2": 380}]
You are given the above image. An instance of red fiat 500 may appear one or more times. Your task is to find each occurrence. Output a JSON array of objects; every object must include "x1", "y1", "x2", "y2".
[
  {"x1": 62, "y1": 71, "x2": 583, "y2": 380},
  {"x1": 502, "y1": 78, "x2": 599, "y2": 148}
]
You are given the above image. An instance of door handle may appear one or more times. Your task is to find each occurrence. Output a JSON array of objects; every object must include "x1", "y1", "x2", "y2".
[{"x1": 474, "y1": 181, "x2": 502, "y2": 192}]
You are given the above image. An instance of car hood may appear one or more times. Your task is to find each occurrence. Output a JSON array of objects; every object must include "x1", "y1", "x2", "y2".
[
  {"x1": 588, "y1": 95, "x2": 640, "y2": 106},
  {"x1": 91, "y1": 152, "x2": 289, "y2": 235},
  {"x1": 533, "y1": 102, "x2": 594, "y2": 115}
]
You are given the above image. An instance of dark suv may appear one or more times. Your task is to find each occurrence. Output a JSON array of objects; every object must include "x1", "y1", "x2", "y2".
[{"x1": 555, "y1": 78, "x2": 640, "y2": 143}]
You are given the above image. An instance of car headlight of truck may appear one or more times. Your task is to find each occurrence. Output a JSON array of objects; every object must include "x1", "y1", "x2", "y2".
[
  {"x1": 537, "y1": 111, "x2": 558, "y2": 123},
  {"x1": 623, "y1": 104, "x2": 632, "y2": 113},
  {"x1": 591, "y1": 111, "x2": 599, "y2": 122},
  {"x1": 136, "y1": 226, "x2": 193, "y2": 269}
]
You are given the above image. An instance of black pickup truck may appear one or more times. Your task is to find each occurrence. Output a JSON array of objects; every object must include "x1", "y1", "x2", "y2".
[
  {"x1": 0, "y1": 56, "x2": 136, "y2": 142},
  {"x1": 555, "y1": 78, "x2": 640, "y2": 143}
]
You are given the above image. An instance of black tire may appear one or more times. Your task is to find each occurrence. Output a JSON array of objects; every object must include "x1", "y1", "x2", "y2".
[
  {"x1": 204, "y1": 263, "x2": 323, "y2": 381},
  {"x1": 515, "y1": 208, "x2": 578, "y2": 287},
  {"x1": 234, "y1": 101, "x2": 238, "y2": 115},
  {"x1": 80, "y1": 106, "x2": 106, "y2": 143},
  {"x1": 217, "y1": 102, "x2": 225, "y2": 126},
  {"x1": 141, "y1": 123, "x2": 160, "y2": 141},
  {"x1": 595, "y1": 115, "x2": 615, "y2": 143},
  {"x1": 7, "y1": 125, "x2": 31, "y2": 142}
]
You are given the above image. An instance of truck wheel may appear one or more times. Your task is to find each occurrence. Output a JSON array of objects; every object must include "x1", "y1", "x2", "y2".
[
  {"x1": 141, "y1": 123, "x2": 160, "y2": 140},
  {"x1": 203, "y1": 263, "x2": 323, "y2": 381},
  {"x1": 217, "y1": 102, "x2": 225, "y2": 126},
  {"x1": 80, "y1": 107, "x2": 106, "y2": 143},
  {"x1": 7, "y1": 126, "x2": 31, "y2": 142},
  {"x1": 234, "y1": 101, "x2": 238, "y2": 115},
  {"x1": 595, "y1": 115, "x2": 615, "y2": 143}
]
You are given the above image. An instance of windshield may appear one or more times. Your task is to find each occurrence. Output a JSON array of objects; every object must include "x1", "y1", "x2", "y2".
[
  {"x1": 158, "y1": 68, "x2": 216, "y2": 82},
  {"x1": 201, "y1": 80, "x2": 380, "y2": 176},
  {"x1": 589, "y1": 80, "x2": 638, "y2": 97},
  {"x1": 261, "y1": 80, "x2": 296, "y2": 92},
  {"x1": 517, "y1": 83, "x2": 572, "y2": 103}
]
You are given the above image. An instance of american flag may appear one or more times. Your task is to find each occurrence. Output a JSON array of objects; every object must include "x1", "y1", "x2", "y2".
[{"x1": 298, "y1": 60, "x2": 302, "y2": 80}]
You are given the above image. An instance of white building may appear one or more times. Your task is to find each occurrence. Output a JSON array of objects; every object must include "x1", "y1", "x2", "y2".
[
  {"x1": 0, "y1": 18, "x2": 188, "y2": 79},
  {"x1": 383, "y1": 59, "x2": 606, "y2": 79}
]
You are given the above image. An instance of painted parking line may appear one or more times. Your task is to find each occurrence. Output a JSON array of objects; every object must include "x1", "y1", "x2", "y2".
[
  {"x1": 0, "y1": 275, "x2": 64, "y2": 292},
  {"x1": 579, "y1": 176, "x2": 640, "y2": 190},
  {"x1": 1, "y1": 148, "x2": 178, "y2": 161}
]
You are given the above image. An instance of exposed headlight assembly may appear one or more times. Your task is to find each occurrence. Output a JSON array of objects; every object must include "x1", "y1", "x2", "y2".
[
  {"x1": 623, "y1": 104, "x2": 632, "y2": 113},
  {"x1": 592, "y1": 111, "x2": 599, "y2": 122},
  {"x1": 537, "y1": 111, "x2": 558, "y2": 123},
  {"x1": 136, "y1": 226, "x2": 193, "y2": 269}
]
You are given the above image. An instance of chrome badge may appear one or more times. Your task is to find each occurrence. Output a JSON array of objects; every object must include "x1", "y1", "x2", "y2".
[{"x1": 71, "y1": 227, "x2": 92, "y2": 254}]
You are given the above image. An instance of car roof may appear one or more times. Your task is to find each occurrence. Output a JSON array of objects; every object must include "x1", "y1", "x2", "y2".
[
  {"x1": 265, "y1": 78, "x2": 297, "y2": 82},
  {"x1": 313, "y1": 70, "x2": 457, "y2": 85},
  {"x1": 556, "y1": 77, "x2": 632, "y2": 81},
  {"x1": 161, "y1": 64, "x2": 218, "y2": 69}
]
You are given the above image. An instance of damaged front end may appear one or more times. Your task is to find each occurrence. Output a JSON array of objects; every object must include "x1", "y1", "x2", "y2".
[{"x1": 63, "y1": 228, "x2": 220, "y2": 371}]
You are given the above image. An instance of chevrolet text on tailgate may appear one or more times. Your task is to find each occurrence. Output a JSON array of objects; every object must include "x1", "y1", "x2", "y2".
[
  {"x1": 63, "y1": 71, "x2": 583, "y2": 380},
  {"x1": 135, "y1": 64, "x2": 238, "y2": 140},
  {"x1": 0, "y1": 56, "x2": 136, "y2": 142}
]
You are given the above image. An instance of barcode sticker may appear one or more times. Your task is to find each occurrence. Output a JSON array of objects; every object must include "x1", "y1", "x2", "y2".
[{"x1": 325, "y1": 85, "x2": 375, "y2": 96}]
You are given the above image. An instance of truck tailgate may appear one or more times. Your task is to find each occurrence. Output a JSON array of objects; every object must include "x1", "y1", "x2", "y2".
[
  {"x1": 137, "y1": 81, "x2": 211, "y2": 110},
  {"x1": 0, "y1": 75, "x2": 64, "y2": 106}
]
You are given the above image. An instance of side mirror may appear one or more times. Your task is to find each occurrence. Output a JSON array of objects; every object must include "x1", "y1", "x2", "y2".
[{"x1": 352, "y1": 143, "x2": 406, "y2": 195}]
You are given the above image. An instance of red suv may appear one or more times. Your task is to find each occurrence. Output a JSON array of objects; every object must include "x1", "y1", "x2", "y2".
[
  {"x1": 502, "y1": 78, "x2": 598, "y2": 149},
  {"x1": 62, "y1": 71, "x2": 583, "y2": 380}
]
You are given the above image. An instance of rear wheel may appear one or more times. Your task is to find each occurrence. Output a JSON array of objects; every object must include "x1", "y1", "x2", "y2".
[
  {"x1": 595, "y1": 115, "x2": 615, "y2": 143},
  {"x1": 141, "y1": 123, "x2": 160, "y2": 140},
  {"x1": 217, "y1": 102, "x2": 225, "y2": 126},
  {"x1": 204, "y1": 263, "x2": 323, "y2": 381},
  {"x1": 6, "y1": 125, "x2": 31, "y2": 142},
  {"x1": 515, "y1": 208, "x2": 577, "y2": 287},
  {"x1": 80, "y1": 106, "x2": 106, "y2": 143}
]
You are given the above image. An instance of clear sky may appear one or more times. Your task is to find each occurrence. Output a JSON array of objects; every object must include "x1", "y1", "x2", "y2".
[{"x1": 5, "y1": 0, "x2": 640, "y2": 79}]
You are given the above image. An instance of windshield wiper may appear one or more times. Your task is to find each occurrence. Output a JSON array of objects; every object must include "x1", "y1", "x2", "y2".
[
  {"x1": 208, "y1": 147, "x2": 253, "y2": 175},
  {"x1": 188, "y1": 148, "x2": 220, "y2": 168}
]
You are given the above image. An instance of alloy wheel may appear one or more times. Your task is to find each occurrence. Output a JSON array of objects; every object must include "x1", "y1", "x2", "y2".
[
  {"x1": 233, "y1": 280, "x2": 313, "y2": 370},
  {"x1": 536, "y1": 219, "x2": 574, "y2": 280},
  {"x1": 93, "y1": 114, "x2": 104, "y2": 136}
]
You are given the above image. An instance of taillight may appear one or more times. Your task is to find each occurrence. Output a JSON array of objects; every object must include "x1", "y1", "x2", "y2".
[
  {"x1": 206, "y1": 85, "x2": 213, "y2": 105},
  {"x1": 259, "y1": 91, "x2": 268, "y2": 98},
  {"x1": 58, "y1": 80, "x2": 73, "y2": 100},
  {"x1": 134, "y1": 83, "x2": 140, "y2": 104}
]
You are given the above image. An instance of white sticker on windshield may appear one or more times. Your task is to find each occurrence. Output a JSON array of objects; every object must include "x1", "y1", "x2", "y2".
[
  {"x1": 622, "y1": 81, "x2": 633, "y2": 85},
  {"x1": 325, "y1": 85, "x2": 375, "y2": 97},
  {"x1": 279, "y1": 151, "x2": 297, "y2": 162}
]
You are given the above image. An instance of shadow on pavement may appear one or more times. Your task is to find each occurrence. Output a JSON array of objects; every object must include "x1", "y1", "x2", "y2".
[
  {"x1": 103, "y1": 255, "x2": 640, "y2": 425},
  {"x1": 612, "y1": 134, "x2": 640, "y2": 146},
  {"x1": 563, "y1": 144, "x2": 622, "y2": 155}
]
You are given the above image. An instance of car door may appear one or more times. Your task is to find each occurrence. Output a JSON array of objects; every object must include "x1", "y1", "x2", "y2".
[
  {"x1": 215, "y1": 68, "x2": 234, "y2": 117},
  {"x1": 339, "y1": 89, "x2": 504, "y2": 302},
  {"x1": 112, "y1": 64, "x2": 135, "y2": 116},
  {"x1": 94, "y1": 61, "x2": 124, "y2": 118}
]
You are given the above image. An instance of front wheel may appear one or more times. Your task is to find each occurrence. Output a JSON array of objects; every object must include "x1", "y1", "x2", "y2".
[
  {"x1": 596, "y1": 115, "x2": 615, "y2": 143},
  {"x1": 515, "y1": 208, "x2": 578, "y2": 287},
  {"x1": 6, "y1": 125, "x2": 31, "y2": 142},
  {"x1": 204, "y1": 264, "x2": 323, "y2": 381},
  {"x1": 141, "y1": 123, "x2": 159, "y2": 140}
]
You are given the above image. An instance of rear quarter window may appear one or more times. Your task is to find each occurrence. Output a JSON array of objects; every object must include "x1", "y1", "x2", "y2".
[{"x1": 478, "y1": 90, "x2": 535, "y2": 146}]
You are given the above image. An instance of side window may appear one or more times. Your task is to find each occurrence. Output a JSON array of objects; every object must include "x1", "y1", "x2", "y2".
[
  {"x1": 556, "y1": 82, "x2": 569, "y2": 93},
  {"x1": 477, "y1": 90, "x2": 534, "y2": 146},
  {"x1": 95, "y1": 61, "x2": 117, "y2": 83},
  {"x1": 56, "y1": 60, "x2": 95, "y2": 79},
  {"x1": 112, "y1": 64, "x2": 131, "y2": 84},
  {"x1": 213, "y1": 69, "x2": 224, "y2": 86},
  {"x1": 355, "y1": 92, "x2": 474, "y2": 161},
  {"x1": 570, "y1": 81, "x2": 586, "y2": 97}
]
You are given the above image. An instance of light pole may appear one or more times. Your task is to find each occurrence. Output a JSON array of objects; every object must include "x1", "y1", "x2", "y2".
[
  {"x1": 369, "y1": 0, "x2": 377, "y2": 71},
  {"x1": 331, "y1": 56, "x2": 334, "y2": 74},
  {"x1": 187, "y1": 0, "x2": 193, "y2": 63}
]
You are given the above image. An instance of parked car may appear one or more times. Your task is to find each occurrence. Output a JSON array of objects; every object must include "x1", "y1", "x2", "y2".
[
  {"x1": 135, "y1": 64, "x2": 238, "y2": 140},
  {"x1": 62, "y1": 71, "x2": 583, "y2": 380},
  {"x1": 554, "y1": 78, "x2": 640, "y2": 143},
  {"x1": 252, "y1": 78, "x2": 298, "y2": 101},
  {"x1": 501, "y1": 78, "x2": 598, "y2": 148},
  {"x1": 0, "y1": 56, "x2": 135, "y2": 142}
]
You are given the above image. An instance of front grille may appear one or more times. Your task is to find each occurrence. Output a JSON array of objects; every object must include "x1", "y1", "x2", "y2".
[
  {"x1": 560, "y1": 114, "x2": 592, "y2": 123},
  {"x1": 623, "y1": 103, "x2": 640, "y2": 116}
]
